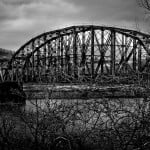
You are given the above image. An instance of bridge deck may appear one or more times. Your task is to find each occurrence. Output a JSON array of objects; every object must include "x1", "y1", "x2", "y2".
[{"x1": 23, "y1": 84, "x2": 150, "y2": 99}]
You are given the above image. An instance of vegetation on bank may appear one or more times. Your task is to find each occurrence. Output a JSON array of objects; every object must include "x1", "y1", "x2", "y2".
[
  {"x1": 0, "y1": 97, "x2": 150, "y2": 150},
  {"x1": 0, "y1": 48, "x2": 13, "y2": 63}
]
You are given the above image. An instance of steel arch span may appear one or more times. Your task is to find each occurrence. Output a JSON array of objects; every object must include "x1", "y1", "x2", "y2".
[{"x1": 5, "y1": 25, "x2": 150, "y2": 83}]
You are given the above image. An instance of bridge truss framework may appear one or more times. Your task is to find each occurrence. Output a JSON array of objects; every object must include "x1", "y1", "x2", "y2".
[{"x1": 3, "y1": 25, "x2": 150, "y2": 84}]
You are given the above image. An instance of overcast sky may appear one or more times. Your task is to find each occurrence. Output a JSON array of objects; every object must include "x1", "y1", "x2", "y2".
[{"x1": 0, "y1": 0, "x2": 149, "y2": 51}]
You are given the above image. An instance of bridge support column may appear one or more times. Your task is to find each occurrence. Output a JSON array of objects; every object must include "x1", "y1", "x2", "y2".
[
  {"x1": 138, "y1": 45, "x2": 142, "y2": 72},
  {"x1": 91, "y1": 27, "x2": 95, "y2": 79},
  {"x1": 56, "y1": 37, "x2": 61, "y2": 81},
  {"x1": 101, "y1": 29, "x2": 104, "y2": 74},
  {"x1": 111, "y1": 30, "x2": 116, "y2": 76},
  {"x1": 121, "y1": 34, "x2": 125, "y2": 74},
  {"x1": 73, "y1": 29, "x2": 78, "y2": 78},
  {"x1": 37, "y1": 40, "x2": 40, "y2": 82},
  {"x1": 133, "y1": 39, "x2": 137, "y2": 71},
  {"x1": 31, "y1": 41, "x2": 35, "y2": 81},
  {"x1": 60, "y1": 37, "x2": 64, "y2": 72},
  {"x1": 81, "y1": 31, "x2": 86, "y2": 75},
  {"x1": 65, "y1": 46, "x2": 70, "y2": 76},
  {"x1": 43, "y1": 35, "x2": 47, "y2": 80}
]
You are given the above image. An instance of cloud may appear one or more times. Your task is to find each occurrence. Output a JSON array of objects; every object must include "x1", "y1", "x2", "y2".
[
  {"x1": 65, "y1": 0, "x2": 141, "y2": 25},
  {"x1": 0, "y1": 0, "x2": 149, "y2": 50},
  {"x1": 1, "y1": 0, "x2": 34, "y2": 6},
  {"x1": 0, "y1": 0, "x2": 83, "y2": 50}
]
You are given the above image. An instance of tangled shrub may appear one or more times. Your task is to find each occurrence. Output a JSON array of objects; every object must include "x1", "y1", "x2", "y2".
[{"x1": 0, "y1": 98, "x2": 150, "y2": 150}]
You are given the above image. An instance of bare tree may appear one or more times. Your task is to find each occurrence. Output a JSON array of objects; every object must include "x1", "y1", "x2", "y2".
[{"x1": 137, "y1": 0, "x2": 150, "y2": 11}]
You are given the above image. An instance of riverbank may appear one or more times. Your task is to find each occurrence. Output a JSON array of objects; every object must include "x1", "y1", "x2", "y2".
[{"x1": 23, "y1": 83, "x2": 150, "y2": 100}]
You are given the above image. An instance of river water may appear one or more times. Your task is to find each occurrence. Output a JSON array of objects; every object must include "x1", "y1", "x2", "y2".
[
  {"x1": 23, "y1": 97, "x2": 147, "y2": 112},
  {"x1": 0, "y1": 97, "x2": 149, "y2": 134},
  {"x1": 0, "y1": 97, "x2": 148, "y2": 120}
]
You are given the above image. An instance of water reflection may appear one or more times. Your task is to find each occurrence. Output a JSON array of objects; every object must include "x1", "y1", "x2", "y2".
[
  {"x1": 25, "y1": 99, "x2": 71, "y2": 112},
  {"x1": 0, "y1": 97, "x2": 146, "y2": 113},
  {"x1": 24, "y1": 98, "x2": 145, "y2": 112}
]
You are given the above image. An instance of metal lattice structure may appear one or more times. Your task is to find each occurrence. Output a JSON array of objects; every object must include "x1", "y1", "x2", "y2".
[{"x1": 4, "y1": 25, "x2": 150, "y2": 83}]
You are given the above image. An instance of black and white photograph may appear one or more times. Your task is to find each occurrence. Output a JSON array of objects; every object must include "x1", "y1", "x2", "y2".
[{"x1": 0, "y1": 0, "x2": 150, "y2": 149}]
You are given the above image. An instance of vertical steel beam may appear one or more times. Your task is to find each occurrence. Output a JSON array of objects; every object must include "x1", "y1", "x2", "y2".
[
  {"x1": 65, "y1": 45, "x2": 68, "y2": 74},
  {"x1": 54, "y1": 41, "x2": 57, "y2": 75},
  {"x1": 57, "y1": 37, "x2": 61, "y2": 76},
  {"x1": 59, "y1": 37, "x2": 61, "y2": 66},
  {"x1": 12, "y1": 62, "x2": 15, "y2": 81},
  {"x1": 11, "y1": 62, "x2": 14, "y2": 81},
  {"x1": 19, "y1": 61, "x2": 23, "y2": 82},
  {"x1": 81, "y1": 31, "x2": 86, "y2": 75},
  {"x1": 25, "y1": 61, "x2": 29, "y2": 82},
  {"x1": 49, "y1": 46, "x2": 53, "y2": 79},
  {"x1": 37, "y1": 40, "x2": 40, "y2": 81},
  {"x1": 31, "y1": 41, "x2": 35, "y2": 81},
  {"x1": 124, "y1": 36, "x2": 128, "y2": 73},
  {"x1": 43, "y1": 35, "x2": 47, "y2": 77},
  {"x1": 68, "y1": 46, "x2": 71, "y2": 76},
  {"x1": 47, "y1": 43, "x2": 51, "y2": 70},
  {"x1": 73, "y1": 30, "x2": 78, "y2": 77},
  {"x1": 121, "y1": 34, "x2": 125, "y2": 74},
  {"x1": 60, "y1": 37, "x2": 64, "y2": 71},
  {"x1": 133, "y1": 39, "x2": 137, "y2": 71},
  {"x1": 122, "y1": 34, "x2": 125, "y2": 62},
  {"x1": 111, "y1": 30, "x2": 116, "y2": 76},
  {"x1": 138, "y1": 44, "x2": 142, "y2": 72},
  {"x1": 65, "y1": 45, "x2": 70, "y2": 75},
  {"x1": 101, "y1": 29, "x2": 104, "y2": 74},
  {"x1": 56, "y1": 37, "x2": 61, "y2": 81},
  {"x1": 91, "y1": 27, "x2": 95, "y2": 78}
]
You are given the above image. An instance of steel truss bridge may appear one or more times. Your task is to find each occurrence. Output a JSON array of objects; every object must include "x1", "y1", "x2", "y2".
[{"x1": 3, "y1": 25, "x2": 150, "y2": 84}]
